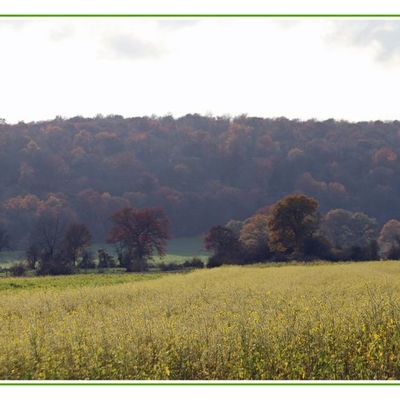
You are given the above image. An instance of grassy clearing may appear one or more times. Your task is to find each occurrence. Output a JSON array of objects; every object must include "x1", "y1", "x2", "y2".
[
  {"x1": 151, "y1": 237, "x2": 210, "y2": 264},
  {"x1": 92, "y1": 236, "x2": 210, "y2": 264},
  {"x1": 1, "y1": 261, "x2": 400, "y2": 379}
]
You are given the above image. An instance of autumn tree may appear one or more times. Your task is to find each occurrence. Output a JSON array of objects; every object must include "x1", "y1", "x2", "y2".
[
  {"x1": 107, "y1": 207, "x2": 170, "y2": 272},
  {"x1": 239, "y1": 214, "x2": 270, "y2": 262},
  {"x1": 268, "y1": 194, "x2": 319, "y2": 257},
  {"x1": 62, "y1": 223, "x2": 91, "y2": 267},
  {"x1": 379, "y1": 219, "x2": 400, "y2": 259}
]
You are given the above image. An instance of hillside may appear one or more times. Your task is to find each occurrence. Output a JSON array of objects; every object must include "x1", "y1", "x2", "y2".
[{"x1": 1, "y1": 115, "x2": 400, "y2": 244}]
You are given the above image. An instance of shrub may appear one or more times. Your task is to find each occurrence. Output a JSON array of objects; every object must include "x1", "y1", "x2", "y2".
[
  {"x1": 182, "y1": 258, "x2": 205, "y2": 269},
  {"x1": 9, "y1": 263, "x2": 27, "y2": 277},
  {"x1": 158, "y1": 262, "x2": 181, "y2": 272},
  {"x1": 206, "y1": 254, "x2": 225, "y2": 268},
  {"x1": 157, "y1": 258, "x2": 204, "y2": 271},
  {"x1": 78, "y1": 251, "x2": 96, "y2": 270},
  {"x1": 97, "y1": 249, "x2": 116, "y2": 270},
  {"x1": 36, "y1": 258, "x2": 75, "y2": 276}
]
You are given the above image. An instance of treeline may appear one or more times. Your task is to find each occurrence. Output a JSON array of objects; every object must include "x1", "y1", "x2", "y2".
[
  {"x1": 205, "y1": 194, "x2": 397, "y2": 267},
  {"x1": 2, "y1": 114, "x2": 400, "y2": 246},
  {"x1": 3, "y1": 192, "x2": 400, "y2": 276},
  {"x1": 2, "y1": 206, "x2": 205, "y2": 276}
]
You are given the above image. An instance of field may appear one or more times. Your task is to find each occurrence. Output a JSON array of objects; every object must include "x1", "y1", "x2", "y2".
[{"x1": 1, "y1": 261, "x2": 400, "y2": 380}]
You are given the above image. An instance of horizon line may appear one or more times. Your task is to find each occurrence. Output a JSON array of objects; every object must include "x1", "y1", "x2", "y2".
[{"x1": 2, "y1": 113, "x2": 400, "y2": 126}]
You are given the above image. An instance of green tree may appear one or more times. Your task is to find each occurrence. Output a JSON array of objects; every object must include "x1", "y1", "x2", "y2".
[{"x1": 321, "y1": 209, "x2": 377, "y2": 249}]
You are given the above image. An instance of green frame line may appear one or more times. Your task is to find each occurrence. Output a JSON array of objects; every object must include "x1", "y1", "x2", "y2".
[
  {"x1": 1, "y1": 10, "x2": 400, "y2": 386},
  {"x1": 0, "y1": 14, "x2": 400, "y2": 17}
]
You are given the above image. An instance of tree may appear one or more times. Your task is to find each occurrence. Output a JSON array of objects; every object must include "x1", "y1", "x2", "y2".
[
  {"x1": 239, "y1": 214, "x2": 270, "y2": 262},
  {"x1": 268, "y1": 194, "x2": 319, "y2": 257},
  {"x1": 303, "y1": 234, "x2": 333, "y2": 260},
  {"x1": 107, "y1": 207, "x2": 170, "y2": 272},
  {"x1": 62, "y1": 223, "x2": 91, "y2": 267},
  {"x1": 320, "y1": 209, "x2": 354, "y2": 248},
  {"x1": 351, "y1": 212, "x2": 378, "y2": 246},
  {"x1": 29, "y1": 208, "x2": 75, "y2": 275},
  {"x1": 225, "y1": 220, "x2": 244, "y2": 236},
  {"x1": 32, "y1": 209, "x2": 71, "y2": 260},
  {"x1": 321, "y1": 209, "x2": 377, "y2": 249},
  {"x1": 204, "y1": 225, "x2": 242, "y2": 267},
  {"x1": 379, "y1": 219, "x2": 400, "y2": 259},
  {"x1": 26, "y1": 243, "x2": 40, "y2": 270}
]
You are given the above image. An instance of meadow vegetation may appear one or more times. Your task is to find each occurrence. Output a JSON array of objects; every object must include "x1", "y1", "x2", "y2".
[
  {"x1": 1, "y1": 261, "x2": 400, "y2": 380},
  {"x1": 0, "y1": 272, "x2": 162, "y2": 292}
]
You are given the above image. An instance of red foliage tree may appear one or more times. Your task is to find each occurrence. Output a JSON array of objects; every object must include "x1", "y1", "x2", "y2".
[{"x1": 107, "y1": 207, "x2": 170, "y2": 272}]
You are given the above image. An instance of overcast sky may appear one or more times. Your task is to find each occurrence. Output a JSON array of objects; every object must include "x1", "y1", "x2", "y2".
[{"x1": 1, "y1": 19, "x2": 400, "y2": 123}]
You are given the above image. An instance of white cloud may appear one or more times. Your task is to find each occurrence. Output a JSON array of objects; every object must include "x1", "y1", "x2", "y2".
[
  {"x1": 326, "y1": 21, "x2": 400, "y2": 63},
  {"x1": 101, "y1": 33, "x2": 167, "y2": 60}
]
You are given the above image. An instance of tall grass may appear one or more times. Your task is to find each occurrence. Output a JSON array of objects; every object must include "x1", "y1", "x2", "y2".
[{"x1": 1, "y1": 261, "x2": 400, "y2": 379}]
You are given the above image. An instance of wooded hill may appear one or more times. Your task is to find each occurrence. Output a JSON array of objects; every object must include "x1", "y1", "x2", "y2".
[{"x1": 1, "y1": 114, "x2": 399, "y2": 245}]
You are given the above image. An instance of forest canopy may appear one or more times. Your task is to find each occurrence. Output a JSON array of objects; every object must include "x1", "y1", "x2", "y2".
[{"x1": 1, "y1": 114, "x2": 400, "y2": 246}]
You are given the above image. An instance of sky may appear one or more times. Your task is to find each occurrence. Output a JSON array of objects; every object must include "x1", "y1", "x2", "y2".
[{"x1": 1, "y1": 19, "x2": 400, "y2": 123}]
